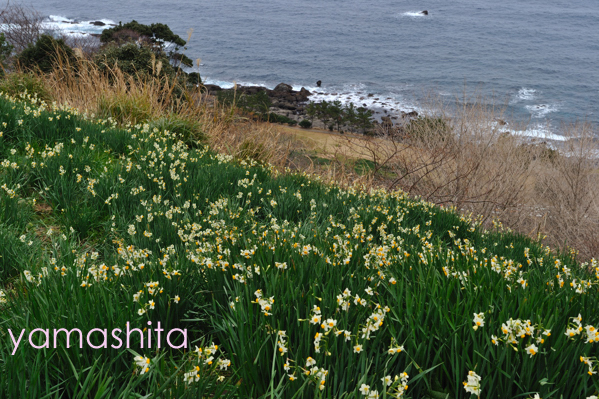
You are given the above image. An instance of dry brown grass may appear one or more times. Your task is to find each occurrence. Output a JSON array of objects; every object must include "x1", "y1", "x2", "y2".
[
  {"x1": 36, "y1": 54, "x2": 293, "y2": 168},
  {"x1": 337, "y1": 94, "x2": 599, "y2": 259}
]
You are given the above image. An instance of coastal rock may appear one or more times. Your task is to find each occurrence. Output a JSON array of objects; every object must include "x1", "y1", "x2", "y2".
[
  {"x1": 273, "y1": 83, "x2": 293, "y2": 93},
  {"x1": 240, "y1": 86, "x2": 266, "y2": 95},
  {"x1": 279, "y1": 102, "x2": 297, "y2": 111},
  {"x1": 297, "y1": 87, "x2": 311, "y2": 101},
  {"x1": 203, "y1": 84, "x2": 223, "y2": 93},
  {"x1": 316, "y1": 80, "x2": 322, "y2": 87},
  {"x1": 381, "y1": 116, "x2": 393, "y2": 127},
  {"x1": 403, "y1": 110, "x2": 419, "y2": 118},
  {"x1": 90, "y1": 21, "x2": 106, "y2": 26}
]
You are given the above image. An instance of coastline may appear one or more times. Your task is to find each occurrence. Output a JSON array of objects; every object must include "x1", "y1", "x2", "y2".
[{"x1": 202, "y1": 82, "x2": 421, "y2": 133}]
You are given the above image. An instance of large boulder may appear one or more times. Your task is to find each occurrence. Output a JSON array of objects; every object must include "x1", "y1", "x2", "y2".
[
  {"x1": 278, "y1": 102, "x2": 297, "y2": 111},
  {"x1": 273, "y1": 83, "x2": 293, "y2": 93},
  {"x1": 298, "y1": 87, "x2": 311, "y2": 102}
]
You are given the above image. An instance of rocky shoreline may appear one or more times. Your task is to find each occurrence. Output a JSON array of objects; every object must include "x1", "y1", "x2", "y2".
[{"x1": 202, "y1": 82, "x2": 419, "y2": 131}]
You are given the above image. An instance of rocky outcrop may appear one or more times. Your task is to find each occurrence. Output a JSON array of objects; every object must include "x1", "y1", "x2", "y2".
[
  {"x1": 202, "y1": 82, "x2": 311, "y2": 114},
  {"x1": 90, "y1": 21, "x2": 106, "y2": 26},
  {"x1": 273, "y1": 83, "x2": 293, "y2": 93}
]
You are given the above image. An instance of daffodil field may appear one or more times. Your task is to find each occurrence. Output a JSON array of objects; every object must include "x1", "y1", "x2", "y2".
[{"x1": 0, "y1": 92, "x2": 598, "y2": 398}]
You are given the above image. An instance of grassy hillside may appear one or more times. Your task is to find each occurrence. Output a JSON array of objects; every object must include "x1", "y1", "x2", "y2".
[{"x1": 0, "y1": 92, "x2": 598, "y2": 398}]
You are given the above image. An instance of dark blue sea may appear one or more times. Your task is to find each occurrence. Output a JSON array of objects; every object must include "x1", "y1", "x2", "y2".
[{"x1": 27, "y1": 0, "x2": 599, "y2": 139}]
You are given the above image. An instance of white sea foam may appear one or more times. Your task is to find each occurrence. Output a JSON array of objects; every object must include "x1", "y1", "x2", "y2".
[
  {"x1": 306, "y1": 85, "x2": 420, "y2": 117},
  {"x1": 41, "y1": 15, "x2": 116, "y2": 37},
  {"x1": 525, "y1": 103, "x2": 559, "y2": 118},
  {"x1": 517, "y1": 87, "x2": 536, "y2": 101},
  {"x1": 400, "y1": 11, "x2": 428, "y2": 18},
  {"x1": 509, "y1": 126, "x2": 568, "y2": 142}
]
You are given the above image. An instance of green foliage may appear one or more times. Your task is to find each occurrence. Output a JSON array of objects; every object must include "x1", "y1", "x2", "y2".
[
  {"x1": 299, "y1": 119, "x2": 312, "y2": 129},
  {"x1": 16, "y1": 34, "x2": 77, "y2": 73},
  {"x1": 186, "y1": 72, "x2": 201, "y2": 86},
  {"x1": 264, "y1": 112, "x2": 295, "y2": 125},
  {"x1": 307, "y1": 100, "x2": 374, "y2": 134},
  {"x1": 305, "y1": 101, "x2": 318, "y2": 124},
  {"x1": 216, "y1": 90, "x2": 272, "y2": 116},
  {"x1": 355, "y1": 106, "x2": 374, "y2": 134},
  {"x1": 100, "y1": 20, "x2": 186, "y2": 47},
  {"x1": 94, "y1": 42, "x2": 175, "y2": 79}
]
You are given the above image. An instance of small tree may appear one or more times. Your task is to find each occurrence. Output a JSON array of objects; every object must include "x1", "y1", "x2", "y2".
[
  {"x1": 344, "y1": 102, "x2": 357, "y2": 132},
  {"x1": 100, "y1": 20, "x2": 192, "y2": 67},
  {"x1": 355, "y1": 107, "x2": 374, "y2": 134},
  {"x1": 317, "y1": 100, "x2": 331, "y2": 129},
  {"x1": 95, "y1": 42, "x2": 175, "y2": 79},
  {"x1": 328, "y1": 100, "x2": 344, "y2": 132},
  {"x1": 305, "y1": 101, "x2": 318, "y2": 124}
]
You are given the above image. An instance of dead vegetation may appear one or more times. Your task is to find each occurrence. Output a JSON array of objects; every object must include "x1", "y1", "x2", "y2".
[{"x1": 333, "y1": 95, "x2": 599, "y2": 259}]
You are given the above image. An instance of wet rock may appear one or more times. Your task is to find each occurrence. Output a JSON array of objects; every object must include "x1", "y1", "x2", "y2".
[
  {"x1": 297, "y1": 87, "x2": 311, "y2": 102},
  {"x1": 90, "y1": 21, "x2": 106, "y2": 26},
  {"x1": 316, "y1": 80, "x2": 322, "y2": 87},
  {"x1": 367, "y1": 93, "x2": 374, "y2": 97},
  {"x1": 273, "y1": 83, "x2": 293, "y2": 93},
  {"x1": 279, "y1": 102, "x2": 297, "y2": 111}
]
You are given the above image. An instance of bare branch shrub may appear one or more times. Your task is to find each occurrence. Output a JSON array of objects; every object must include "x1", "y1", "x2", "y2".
[
  {"x1": 0, "y1": 4, "x2": 47, "y2": 52},
  {"x1": 344, "y1": 94, "x2": 541, "y2": 225},
  {"x1": 341, "y1": 92, "x2": 599, "y2": 259},
  {"x1": 533, "y1": 124, "x2": 599, "y2": 259}
]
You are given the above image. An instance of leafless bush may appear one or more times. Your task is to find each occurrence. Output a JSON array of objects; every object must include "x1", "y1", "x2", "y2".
[
  {"x1": 343, "y1": 94, "x2": 543, "y2": 226},
  {"x1": 533, "y1": 124, "x2": 599, "y2": 259},
  {"x1": 0, "y1": 3, "x2": 47, "y2": 52},
  {"x1": 338, "y1": 93, "x2": 599, "y2": 259}
]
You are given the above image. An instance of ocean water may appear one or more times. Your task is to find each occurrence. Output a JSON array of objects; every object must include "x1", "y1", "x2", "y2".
[{"x1": 27, "y1": 0, "x2": 599, "y2": 138}]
